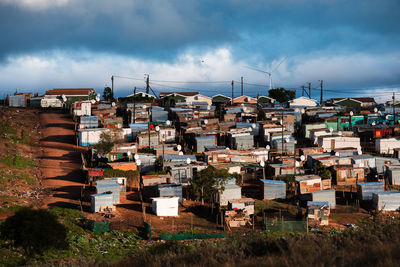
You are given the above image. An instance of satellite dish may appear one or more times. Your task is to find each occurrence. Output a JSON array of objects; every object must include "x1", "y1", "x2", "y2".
[
  {"x1": 132, "y1": 145, "x2": 136, "y2": 150},
  {"x1": 349, "y1": 111, "x2": 354, "y2": 116},
  {"x1": 226, "y1": 147, "x2": 230, "y2": 150},
  {"x1": 136, "y1": 159, "x2": 141, "y2": 166},
  {"x1": 301, "y1": 108, "x2": 305, "y2": 114},
  {"x1": 155, "y1": 125, "x2": 160, "y2": 132},
  {"x1": 266, "y1": 145, "x2": 270, "y2": 150},
  {"x1": 248, "y1": 127, "x2": 253, "y2": 131},
  {"x1": 338, "y1": 131, "x2": 343, "y2": 136},
  {"x1": 177, "y1": 145, "x2": 182, "y2": 151},
  {"x1": 186, "y1": 158, "x2": 191, "y2": 164},
  {"x1": 300, "y1": 155, "x2": 305, "y2": 161},
  {"x1": 294, "y1": 108, "x2": 300, "y2": 113},
  {"x1": 61, "y1": 94, "x2": 67, "y2": 102},
  {"x1": 166, "y1": 120, "x2": 171, "y2": 126},
  {"x1": 386, "y1": 115, "x2": 390, "y2": 120},
  {"x1": 285, "y1": 137, "x2": 290, "y2": 143},
  {"x1": 142, "y1": 105, "x2": 147, "y2": 109},
  {"x1": 179, "y1": 151, "x2": 184, "y2": 156},
  {"x1": 280, "y1": 120, "x2": 283, "y2": 125},
  {"x1": 134, "y1": 154, "x2": 139, "y2": 160},
  {"x1": 260, "y1": 161, "x2": 265, "y2": 167},
  {"x1": 204, "y1": 119, "x2": 208, "y2": 125},
  {"x1": 372, "y1": 121, "x2": 376, "y2": 126},
  {"x1": 90, "y1": 99, "x2": 96, "y2": 104},
  {"x1": 95, "y1": 95, "x2": 100, "y2": 102},
  {"x1": 112, "y1": 102, "x2": 116, "y2": 107},
  {"x1": 374, "y1": 108, "x2": 378, "y2": 113},
  {"x1": 335, "y1": 152, "x2": 340, "y2": 156},
  {"x1": 295, "y1": 161, "x2": 300, "y2": 167},
  {"x1": 251, "y1": 123, "x2": 256, "y2": 129},
  {"x1": 358, "y1": 149, "x2": 363, "y2": 155},
  {"x1": 329, "y1": 128, "x2": 333, "y2": 133},
  {"x1": 359, "y1": 162, "x2": 364, "y2": 168},
  {"x1": 127, "y1": 151, "x2": 131, "y2": 156}
]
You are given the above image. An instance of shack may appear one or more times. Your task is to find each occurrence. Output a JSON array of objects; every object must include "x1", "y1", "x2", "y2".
[
  {"x1": 295, "y1": 175, "x2": 322, "y2": 194},
  {"x1": 152, "y1": 197, "x2": 179, "y2": 216},
  {"x1": 214, "y1": 178, "x2": 242, "y2": 205},
  {"x1": 311, "y1": 189, "x2": 336, "y2": 209},
  {"x1": 307, "y1": 201, "x2": 330, "y2": 226},
  {"x1": 228, "y1": 198, "x2": 255, "y2": 215},
  {"x1": 158, "y1": 183, "x2": 183, "y2": 203},
  {"x1": 260, "y1": 179, "x2": 286, "y2": 200},
  {"x1": 357, "y1": 182, "x2": 384, "y2": 201},
  {"x1": 372, "y1": 191, "x2": 400, "y2": 211},
  {"x1": 96, "y1": 183, "x2": 120, "y2": 204},
  {"x1": 91, "y1": 192, "x2": 114, "y2": 213}
]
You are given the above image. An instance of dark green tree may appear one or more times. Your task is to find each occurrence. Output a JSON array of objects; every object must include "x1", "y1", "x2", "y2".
[
  {"x1": 191, "y1": 166, "x2": 232, "y2": 205},
  {"x1": 94, "y1": 131, "x2": 115, "y2": 155},
  {"x1": 0, "y1": 208, "x2": 67, "y2": 255},
  {"x1": 268, "y1": 88, "x2": 296, "y2": 103},
  {"x1": 102, "y1": 86, "x2": 114, "y2": 101}
]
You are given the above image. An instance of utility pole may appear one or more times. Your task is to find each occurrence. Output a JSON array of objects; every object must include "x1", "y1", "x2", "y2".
[
  {"x1": 320, "y1": 80, "x2": 323, "y2": 105},
  {"x1": 133, "y1": 87, "x2": 136, "y2": 124},
  {"x1": 241, "y1": 77, "x2": 244, "y2": 96},
  {"x1": 308, "y1": 83, "x2": 311, "y2": 99},
  {"x1": 146, "y1": 75, "x2": 150, "y2": 94},
  {"x1": 281, "y1": 111, "x2": 284, "y2": 159},
  {"x1": 393, "y1": 92, "x2": 396, "y2": 125},
  {"x1": 111, "y1": 75, "x2": 114, "y2": 96},
  {"x1": 231, "y1": 80, "x2": 234, "y2": 104},
  {"x1": 302, "y1": 86, "x2": 305, "y2": 97}
]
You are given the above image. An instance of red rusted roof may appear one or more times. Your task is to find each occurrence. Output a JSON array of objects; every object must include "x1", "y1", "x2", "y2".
[{"x1": 46, "y1": 88, "x2": 95, "y2": 96}]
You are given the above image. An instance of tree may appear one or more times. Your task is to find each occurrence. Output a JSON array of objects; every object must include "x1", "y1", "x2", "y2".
[
  {"x1": 0, "y1": 208, "x2": 67, "y2": 255},
  {"x1": 268, "y1": 88, "x2": 296, "y2": 103},
  {"x1": 257, "y1": 108, "x2": 266, "y2": 121},
  {"x1": 102, "y1": 86, "x2": 114, "y2": 101},
  {"x1": 191, "y1": 166, "x2": 232, "y2": 205},
  {"x1": 94, "y1": 131, "x2": 115, "y2": 155}
]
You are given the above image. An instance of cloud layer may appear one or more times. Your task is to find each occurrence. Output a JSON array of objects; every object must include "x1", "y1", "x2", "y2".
[{"x1": 0, "y1": 0, "x2": 399, "y2": 99}]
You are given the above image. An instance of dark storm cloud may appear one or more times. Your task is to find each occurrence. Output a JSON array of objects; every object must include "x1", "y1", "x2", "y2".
[{"x1": 0, "y1": 0, "x2": 399, "y2": 61}]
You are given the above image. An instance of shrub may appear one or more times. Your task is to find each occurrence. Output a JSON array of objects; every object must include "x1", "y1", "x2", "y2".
[{"x1": 0, "y1": 208, "x2": 68, "y2": 255}]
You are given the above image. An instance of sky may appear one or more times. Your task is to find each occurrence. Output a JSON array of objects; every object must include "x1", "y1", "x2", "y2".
[{"x1": 0, "y1": 0, "x2": 399, "y2": 102}]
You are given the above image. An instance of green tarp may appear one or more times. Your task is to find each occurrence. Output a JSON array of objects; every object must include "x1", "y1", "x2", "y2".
[{"x1": 160, "y1": 232, "x2": 226, "y2": 240}]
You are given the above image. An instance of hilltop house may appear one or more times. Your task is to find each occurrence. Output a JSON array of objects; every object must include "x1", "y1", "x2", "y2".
[
  {"x1": 159, "y1": 92, "x2": 212, "y2": 107},
  {"x1": 327, "y1": 97, "x2": 376, "y2": 110},
  {"x1": 41, "y1": 88, "x2": 96, "y2": 108}
]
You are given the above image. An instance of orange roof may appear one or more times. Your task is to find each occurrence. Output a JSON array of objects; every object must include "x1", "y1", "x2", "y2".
[
  {"x1": 46, "y1": 88, "x2": 95, "y2": 96},
  {"x1": 232, "y1": 95, "x2": 257, "y2": 104},
  {"x1": 159, "y1": 92, "x2": 199, "y2": 97}
]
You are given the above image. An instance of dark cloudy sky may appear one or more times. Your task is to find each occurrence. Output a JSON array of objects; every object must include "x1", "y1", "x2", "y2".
[{"x1": 1, "y1": 0, "x2": 399, "y2": 102}]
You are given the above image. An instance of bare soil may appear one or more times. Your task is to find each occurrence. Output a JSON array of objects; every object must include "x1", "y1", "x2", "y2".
[{"x1": 38, "y1": 110, "x2": 86, "y2": 209}]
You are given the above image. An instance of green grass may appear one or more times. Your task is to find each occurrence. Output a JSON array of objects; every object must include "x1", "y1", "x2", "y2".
[{"x1": 0, "y1": 155, "x2": 35, "y2": 169}]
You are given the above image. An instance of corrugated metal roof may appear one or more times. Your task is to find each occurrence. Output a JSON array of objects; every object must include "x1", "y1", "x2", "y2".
[{"x1": 260, "y1": 179, "x2": 286, "y2": 184}]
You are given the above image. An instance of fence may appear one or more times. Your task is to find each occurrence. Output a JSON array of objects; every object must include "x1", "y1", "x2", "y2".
[
  {"x1": 263, "y1": 220, "x2": 307, "y2": 232},
  {"x1": 160, "y1": 232, "x2": 226, "y2": 241}
]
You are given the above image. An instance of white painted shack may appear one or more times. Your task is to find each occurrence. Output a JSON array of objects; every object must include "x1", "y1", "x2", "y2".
[
  {"x1": 375, "y1": 138, "x2": 400, "y2": 155},
  {"x1": 78, "y1": 128, "x2": 109, "y2": 146},
  {"x1": 152, "y1": 197, "x2": 179, "y2": 216},
  {"x1": 318, "y1": 136, "x2": 361, "y2": 152}
]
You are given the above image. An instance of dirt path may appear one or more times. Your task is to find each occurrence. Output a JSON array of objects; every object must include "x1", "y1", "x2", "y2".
[{"x1": 39, "y1": 110, "x2": 85, "y2": 209}]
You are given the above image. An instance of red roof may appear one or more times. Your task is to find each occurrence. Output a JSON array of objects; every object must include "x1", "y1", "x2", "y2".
[{"x1": 45, "y1": 88, "x2": 95, "y2": 96}]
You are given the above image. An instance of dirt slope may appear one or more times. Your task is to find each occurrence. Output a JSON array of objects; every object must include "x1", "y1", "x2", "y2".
[{"x1": 39, "y1": 110, "x2": 85, "y2": 209}]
